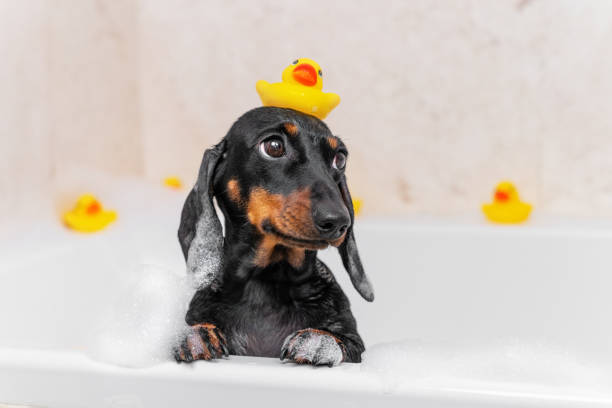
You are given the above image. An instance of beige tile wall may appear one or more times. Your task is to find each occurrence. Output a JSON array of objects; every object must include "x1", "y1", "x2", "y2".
[
  {"x1": 0, "y1": 1, "x2": 51, "y2": 217},
  {"x1": 2, "y1": 0, "x2": 612, "y2": 219}
]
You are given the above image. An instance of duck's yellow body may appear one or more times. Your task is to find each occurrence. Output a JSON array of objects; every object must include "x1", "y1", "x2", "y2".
[
  {"x1": 482, "y1": 181, "x2": 532, "y2": 224},
  {"x1": 256, "y1": 81, "x2": 340, "y2": 119},
  {"x1": 256, "y1": 58, "x2": 340, "y2": 120},
  {"x1": 164, "y1": 176, "x2": 183, "y2": 189},
  {"x1": 63, "y1": 194, "x2": 117, "y2": 233},
  {"x1": 352, "y1": 198, "x2": 363, "y2": 216}
]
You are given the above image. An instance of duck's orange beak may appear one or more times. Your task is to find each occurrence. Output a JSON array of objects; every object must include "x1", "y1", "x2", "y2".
[
  {"x1": 86, "y1": 201, "x2": 102, "y2": 215},
  {"x1": 292, "y1": 63, "x2": 317, "y2": 86},
  {"x1": 494, "y1": 190, "x2": 510, "y2": 202}
]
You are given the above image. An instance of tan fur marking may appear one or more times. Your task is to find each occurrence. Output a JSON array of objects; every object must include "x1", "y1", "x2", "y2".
[
  {"x1": 327, "y1": 136, "x2": 339, "y2": 149},
  {"x1": 253, "y1": 235, "x2": 279, "y2": 267},
  {"x1": 287, "y1": 248, "x2": 306, "y2": 268},
  {"x1": 283, "y1": 122, "x2": 298, "y2": 136},
  {"x1": 247, "y1": 187, "x2": 324, "y2": 267},
  {"x1": 207, "y1": 329, "x2": 221, "y2": 351},
  {"x1": 308, "y1": 328, "x2": 336, "y2": 338},
  {"x1": 191, "y1": 323, "x2": 224, "y2": 356},
  {"x1": 247, "y1": 188, "x2": 284, "y2": 230},
  {"x1": 227, "y1": 179, "x2": 243, "y2": 205},
  {"x1": 195, "y1": 323, "x2": 217, "y2": 330}
]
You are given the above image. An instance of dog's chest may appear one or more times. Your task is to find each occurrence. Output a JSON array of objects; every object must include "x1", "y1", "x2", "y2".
[{"x1": 226, "y1": 279, "x2": 307, "y2": 358}]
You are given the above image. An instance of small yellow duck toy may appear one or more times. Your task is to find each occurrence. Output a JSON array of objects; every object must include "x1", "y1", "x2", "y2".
[
  {"x1": 352, "y1": 198, "x2": 363, "y2": 216},
  {"x1": 63, "y1": 194, "x2": 117, "y2": 233},
  {"x1": 482, "y1": 181, "x2": 532, "y2": 224},
  {"x1": 256, "y1": 58, "x2": 340, "y2": 120},
  {"x1": 163, "y1": 176, "x2": 182, "y2": 189}
]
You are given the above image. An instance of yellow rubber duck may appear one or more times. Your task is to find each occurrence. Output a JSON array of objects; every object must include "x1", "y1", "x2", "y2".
[
  {"x1": 164, "y1": 176, "x2": 182, "y2": 189},
  {"x1": 352, "y1": 198, "x2": 363, "y2": 216},
  {"x1": 63, "y1": 194, "x2": 117, "y2": 233},
  {"x1": 482, "y1": 181, "x2": 532, "y2": 224},
  {"x1": 256, "y1": 58, "x2": 340, "y2": 120}
]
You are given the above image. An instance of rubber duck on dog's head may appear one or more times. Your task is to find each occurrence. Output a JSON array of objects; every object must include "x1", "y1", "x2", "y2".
[
  {"x1": 256, "y1": 58, "x2": 340, "y2": 120},
  {"x1": 281, "y1": 58, "x2": 324, "y2": 90}
]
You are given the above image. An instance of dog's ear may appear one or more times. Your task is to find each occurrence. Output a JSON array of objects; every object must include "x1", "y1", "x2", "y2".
[
  {"x1": 178, "y1": 140, "x2": 226, "y2": 287},
  {"x1": 337, "y1": 175, "x2": 374, "y2": 302}
]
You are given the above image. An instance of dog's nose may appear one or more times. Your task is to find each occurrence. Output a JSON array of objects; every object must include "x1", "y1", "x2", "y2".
[{"x1": 313, "y1": 208, "x2": 350, "y2": 240}]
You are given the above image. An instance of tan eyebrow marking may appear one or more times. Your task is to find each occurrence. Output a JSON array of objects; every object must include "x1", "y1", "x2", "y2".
[
  {"x1": 283, "y1": 122, "x2": 298, "y2": 136},
  {"x1": 327, "y1": 136, "x2": 338, "y2": 149},
  {"x1": 227, "y1": 179, "x2": 243, "y2": 205}
]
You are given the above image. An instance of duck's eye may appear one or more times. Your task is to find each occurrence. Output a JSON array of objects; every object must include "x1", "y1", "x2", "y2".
[
  {"x1": 259, "y1": 136, "x2": 286, "y2": 158},
  {"x1": 332, "y1": 152, "x2": 347, "y2": 170},
  {"x1": 318, "y1": 69, "x2": 323, "y2": 77},
  {"x1": 292, "y1": 59, "x2": 299, "y2": 65}
]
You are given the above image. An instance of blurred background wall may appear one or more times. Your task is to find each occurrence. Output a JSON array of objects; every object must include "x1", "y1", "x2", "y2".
[{"x1": 2, "y1": 0, "x2": 612, "y2": 219}]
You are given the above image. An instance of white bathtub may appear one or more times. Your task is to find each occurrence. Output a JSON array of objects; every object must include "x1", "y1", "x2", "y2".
[{"x1": 1, "y1": 188, "x2": 612, "y2": 407}]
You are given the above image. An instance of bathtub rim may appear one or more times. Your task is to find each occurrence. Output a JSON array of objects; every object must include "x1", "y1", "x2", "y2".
[{"x1": 1, "y1": 348, "x2": 611, "y2": 408}]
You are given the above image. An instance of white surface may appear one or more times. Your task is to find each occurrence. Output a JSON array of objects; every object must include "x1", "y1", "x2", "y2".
[
  {"x1": 1, "y1": 182, "x2": 612, "y2": 406},
  {"x1": 2, "y1": 350, "x2": 612, "y2": 408}
]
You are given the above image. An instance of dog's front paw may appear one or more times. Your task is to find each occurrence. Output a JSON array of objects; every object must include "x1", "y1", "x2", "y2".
[
  {"x1": 174, "y1": 323, "x2": 229, "y2": 363},
  {"x1": 280, "y1": 328, "x2": 346, "y2": 367}
]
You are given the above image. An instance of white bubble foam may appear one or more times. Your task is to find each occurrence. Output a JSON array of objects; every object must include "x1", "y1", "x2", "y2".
[
  {"x1": 88, "y1": 264, "x2": 194, "y2": 368},
  {"x1": 186, "y1": 197, "x2": 224, "y2": 289},
  {"x1": 362, "y1": 339, "x2": 612, "y2": 396},
  {"x1": 45, "y1": 174, "x2": 201, "y2": 367}
]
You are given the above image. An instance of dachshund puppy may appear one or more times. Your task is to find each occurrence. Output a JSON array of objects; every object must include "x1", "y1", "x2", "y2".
[{"x1": 174, "y1": 107, "x2": 373, "y2": 366}]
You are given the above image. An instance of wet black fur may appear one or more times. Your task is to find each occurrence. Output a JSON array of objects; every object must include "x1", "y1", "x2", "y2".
[{"x1": 178, "y1": 107, "x2": 372, "y2": 363}]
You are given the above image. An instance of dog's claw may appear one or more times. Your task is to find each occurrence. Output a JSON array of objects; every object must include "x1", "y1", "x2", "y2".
[
  {"x1": 219, "y1": 337, "x2": 230, "y2": 357},
  {"x1": 211, "y1": 325, "x2": 230, "y2": 357},
  {"x1": 280, "y1": 328, "x2": 345, "y2": 367},
  {"x1": 174, "y1": 323, "x2": 230, "y2": 363},
  {"x1": 180, "y1": 342, "x2": 193, "y2": 362}
]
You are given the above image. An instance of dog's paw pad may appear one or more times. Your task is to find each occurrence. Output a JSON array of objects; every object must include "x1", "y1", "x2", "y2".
[
  {"x1": 174, "y1": 323, "x2": 229, "y2": 363},
  {"x1": 280, "y1": 328, "x2": 345, "y2": 367}
]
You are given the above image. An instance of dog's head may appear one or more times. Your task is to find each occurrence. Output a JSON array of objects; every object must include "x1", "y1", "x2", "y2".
[{"x1": 179, "y1": 107, "x2": 373, "y2": 301}]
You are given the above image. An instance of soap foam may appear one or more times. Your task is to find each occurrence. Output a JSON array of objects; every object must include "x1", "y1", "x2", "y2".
[
  {"x1": 186, "y1": 196, "x2": 224, "y2": 289},
  {"x1": 88, "y1": 264, "x2": 193, "y2": 367},
  {"x1": 362, "y1": 339, "x2": 612, "y2": 395},
  {"x1": 47, "y1": 174, "x2": 200, "y2": 367}
]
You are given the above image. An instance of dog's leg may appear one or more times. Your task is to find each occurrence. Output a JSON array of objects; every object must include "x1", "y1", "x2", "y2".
[
  {"x1": 280, "y1": 262, "x2": 366, "y2": 367},
  {"x1": 174, "y1": 323, "x2": 229, "y2": 363},
  {"x1": 280, "y1": 328, "x2": 363, "y2": 367}
]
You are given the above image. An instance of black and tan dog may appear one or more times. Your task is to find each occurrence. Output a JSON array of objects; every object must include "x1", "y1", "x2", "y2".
[{"x1": 174, "y1": 107, "x2": 373, "y2": 366}]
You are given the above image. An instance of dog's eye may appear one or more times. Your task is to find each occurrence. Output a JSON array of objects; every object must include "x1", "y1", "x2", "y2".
[
  {"x1": 332, "y1": 152, "x2": 347, "y2": 170},
  {"x1": 260, "y1": 137, "x2": 286, "y2": 158}
]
